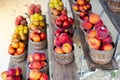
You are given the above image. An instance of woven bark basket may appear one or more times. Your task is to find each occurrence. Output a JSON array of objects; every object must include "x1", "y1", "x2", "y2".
[
  {"x1": 54, "y1": 51, "x2": 74, "y2": 65},
  {"x1": 10, "y1": 50, "x2": 26, "y2": 63},
  {"x1": 29, "y1": 39, "x2": 47, "y2": 50},
  {"x1": 89, "y1": 47, "x2": 115, "y2": 65},
  {"x1": 108, "y1": 0, "x2": 120, "y2": 12}
]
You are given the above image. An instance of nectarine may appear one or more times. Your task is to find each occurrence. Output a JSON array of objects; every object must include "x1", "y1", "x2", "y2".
[
  {"x1": 89, "y1": 13, "x2": 100, "y2": 24},
  {"x1": 62, "y1": 43, "x2": 72, "y2": 53}
]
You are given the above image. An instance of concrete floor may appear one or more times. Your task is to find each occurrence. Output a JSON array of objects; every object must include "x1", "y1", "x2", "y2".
[{"x1": 0, "y1": 0, "x2": 120, "y2": 80}]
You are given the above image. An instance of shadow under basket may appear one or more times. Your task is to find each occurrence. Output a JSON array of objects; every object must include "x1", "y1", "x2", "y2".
[
  {"x1": 54, "y1": 51, "x2": 74, "y2": 65},
  {"x1": 89, "y1": 47, "x2": 115, "y2": 65},
  {"x1": 10, "y1": 50, "x2": 26, "y2": 63},
  {"x1": 29, "y1": 39, "x2": 47, "y2": 50}
]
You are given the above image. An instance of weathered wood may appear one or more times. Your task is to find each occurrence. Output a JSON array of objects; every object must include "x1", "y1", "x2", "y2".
[
  {"x1": 68, "y1": 0, "x2": 119, "y2": 71},
  {"x1": 47, "y1": 12, "x2": 79, "y2": 80}
]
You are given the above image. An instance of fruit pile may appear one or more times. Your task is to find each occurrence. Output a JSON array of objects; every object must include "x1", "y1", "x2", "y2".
[
  {"x1": 28, "y1": 70, "x2": 48, "y2": 80},
  {"x1": 81, "y1": 13, "x2": 114, "y2": 51},
  {"x1": 28, "y1": 52, "x2": 47, "y2": 70},
  {"x1": 49, "y1": 0, "x2": 64, "y2": 16},
  {"x1": 54, "y1": 33, "x2": 74, "y2": 54},
  {"x1": 55, "y1": 14, "x2": 74, "y2": 29},
  {"x1": 72, "y1": 0, "x2": 92, "y2": 21},
  {"x1": 8, "y1": 15, "x2": 29, "y2": 56},
  {"x1": 27, "y1": 52, "x2": 48, "y2": 80},
  {"x1": 1, "y1": 67, "x2": 22, "y2": 80},
  {"x1": 28, "y1": 4, "x2": 45, "y2": 33},
  {"x1": 29, "y1": 31, "x2": 46, "y2": 42}
]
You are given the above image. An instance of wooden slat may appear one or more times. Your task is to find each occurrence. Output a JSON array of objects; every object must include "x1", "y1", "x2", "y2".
[
  {"x1": 68, "y1": 0, "x2": 119, "y2": 71},
  {"x1": 47, "y1": 12, "x2": 79, "y2": 80}
]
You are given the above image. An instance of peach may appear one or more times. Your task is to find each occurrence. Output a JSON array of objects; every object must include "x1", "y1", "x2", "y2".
[
  {"x1": 102, "y1": 43, "x2": 113, "y2": 51},
  {"x1": 88, "y1": 30, "x2": 97, "y2": 38},
  {"x1": 82, "y1": 21, "x2": 93, "y2": 30},
  {"x1": 88, "y1": 37, "x2": 101, "y2": 50},
  {"x1": 16, "y1": 46, "x2": 25, "y2": 55},
  {"x1": 77, "y1": 0, "x2": 86, "y2": 6},
  {"x1": 40, "y1": 32, "x2": 46, "y2": 41},
  {"x1": 33, "y1": 52, "x2": 41, "y2": 61},
  {"x1": 7, "y1": 68, "x2": 16, "y2": 77},
  {"x1": 1, "y1": 71, "x2": 7, "y2": 80},
  {"x1": 11, "y1": 42, "x2": 19, "y2": 48},
  {"x1": 32, "y1": 34, "x2": 41, "y2": 42},
  {"x1": 28, "y1": 54, "x2": 33, "y2": 62},
  {"x1": 54, "y1": 37, "x2": 62, "y2": 47},
  {"x1": 58, "y1": 33, "x2": 70, "y2": 44},
  {"x1": 54, "y1": 46, "x2": 64, "y2": 54},
  {"x1": 72, "y1": 3, "x2": 79, "y2": 11},
  {"x1": 29, "y1": 61, "x2": 42, "y2": 70},
  {"x1": 8, "y1": 45, "x2": 16, "y2": 55},
  {"x1": 19, "y1": 42, "x2": 26, "y2": 48},
  {"x1": 41, "y1": 54, "x2": 46, "y2": 61},
  {"x1": 89, "y1": 13, "x2": 100, "y2": 24},
  {"x1": 39, "y1": 73, "x2": 48, "y2": 80},
  {"x1": 102, "y1": 35, "x2": 113, "y2": 43},
  {"x1": 6, "y1": 76, "x2": 14, "y2": 80},
  {"x1": 15, "y1": 67, "x2": 22, "y2": 76},
  {"x1": 29, "y1": 70, "x2": 41, "y2": 80},
  {"x1": 62, "y1": 43, "x2": 73, "y2": 53}
]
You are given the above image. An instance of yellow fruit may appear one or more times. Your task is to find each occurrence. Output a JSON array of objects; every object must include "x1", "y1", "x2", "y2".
[
  {"x1": 40, "y1": 21, "x2": 45, "y2": 27},
  {"x1": 12, "y1": 42, "x2": 19, "y2": 48},
  {"x1": 19, "y1": 42, "x2": 26, "y2": 48},
  {"x1": 39, "y1": 15, "x2": 44, "y2": 21},
  {"x1": 23, "y1": 29, "x2": 28, "y2": 34},
  {"x1": 59, "y1": 2, "x2": 63, "y2": 6},
  {"x1": 19, "y1": 25, "x2": 24, "y2": 31},
  {"x1": 20, "y1": 34, "x2": 27, "y2": 41},
  {"x1": 33, "y1": 21, "x2": 40, "y2": 27}
]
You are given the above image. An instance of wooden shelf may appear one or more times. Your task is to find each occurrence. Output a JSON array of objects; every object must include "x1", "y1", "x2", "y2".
[
  {"x1": 68, "y1": 0, "x2": 119, "y2": 71},
  {"x1": 47, "y1": 12, "x2": 79, "y2": 80}
]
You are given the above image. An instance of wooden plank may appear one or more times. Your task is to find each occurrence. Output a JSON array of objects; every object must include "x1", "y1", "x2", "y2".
[
  {"x1": 47, "y1": 12, "x2": 79, "y2": 80},
  {"x1": 68, "y1": 0, "x2": 119, "y2": 71}
]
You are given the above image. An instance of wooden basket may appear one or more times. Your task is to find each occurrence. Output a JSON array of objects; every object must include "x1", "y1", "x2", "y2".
[
  {"x1": 29, "y1": 39, "x2": 47, "y2": 50},
  {"x1": 108, "y1": 0, "x2": 120, "y2": 12},
  {"x1": 54, "y1": 51, "x2": 74, "y2": 65},
  {"x1": 89, "y1": 47, "x2": 115, "y2": 65},
  {"x1": 10, "y1": 50, "x2": 26, "y2": 63}
]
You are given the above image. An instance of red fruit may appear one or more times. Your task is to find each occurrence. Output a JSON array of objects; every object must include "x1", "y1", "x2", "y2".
[
  {"x1": 14, "y1": 76, "x2": 22, "y2": 80},
  {"x1": 101, "y1": 43, "x2": 113, "y2": 51},
  {"x1": 96, "y1": 26, "x2": 109, "y2": 39},
  {"x1": 86, "y1": 3, "x2": 91, "y2": 11},
  {"x1": 79, "y1": 11, "x2": 88, "y2": 20},
  {"x1": 39, "y1": 73, "x2": 49, "y2": 80},
  {"x1": 77, "y1": 0, "x2": 86, "y2": 6},
  {"x1": 72, "y1": 3, "x2": 79, "y2": 11},
  {"x1": 29, "y1": 61, "x2": 42, "y2": 70},
  {"x1": 79, "y1": 5, "x2": 85, "y2": 12},
  {"x1": 55, "y1": 19, "x2": 63, "y2": 27},
  {"x1": 60, "y1": 15, "x2": 68, "y2": 21},
  {"x1": 15, "y1": 21, "x2": 21, "y2": 26},
  {"x1": 16, "y1": 15, "x2": 23, "y2": 22},
  {"x1": 94, "y1": 20, "x2": 104, "y2": 30},
  {"x1": 35, "y1": 5, "x2": 41, "y2": 13},
  {"x1": 54, "y1": 37, "x2": 62, "y2": 47},
  {"x1": 40, "y1": 32, "x2": 46, "y2": 40},
  {"x1": 102, "y1": 35, "x2": 113, "y2": 43},
  {"x1": 28, "y1": 9, "x2": 35, "y2": 15},
  {"x1": 58, "y1": 33, "x2": 70, "y2": 44},
  {"x1": 63, "y1": 20, "x2": 70, "y2": 28},
  {"x1": 33, "y1": 52, "x2": 41, "y2": 61},
  {"x1": 54, "y1": 28, "x2": 64, "y2": 37},
  {"x1": 15, "y1": 67, "x2": 22, "y2": 76},
  {"x1": 7, "y1": 68, "x2": 16, "y2": 77},
  {"x1": 68, "y1": 18, "x2": 74, "y2": 25},
  {"x1": 20, "y1": 20, "x2": 27, "y2": 26},
  {"x1": 41, "y1": 61, "x2": 47, "y2": 68},
  {"x1": 82, "y1": 21, "x2": 93, "y2": 30},
  {"x1": 61, "y1": 8, "x2": 67, "y2": 15},
  {"x1": 6, "y1": 76, "x2": 14, "y2": 80},
  {"x1": 41, "y1": 53, "x2": 46, "y2": 61}
]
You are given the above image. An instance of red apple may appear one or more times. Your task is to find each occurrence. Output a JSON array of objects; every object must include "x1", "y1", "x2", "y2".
[
  {"x1": 41, "y1": 53, "x2": 46, "y2": 61},
  {"x1": 94, "y1": 20, "x2": 104, "y2": 30},
  {"x1": 102, "y1": 35, "x2": 113, "y2": 43},
  {"x1": 82, "y1": 20, "x2": 93, "y2": 30},
  {"x1": 54, "y1": 37, "x2": 62, "y2": 47},
  {"x1": 58, "y1": 33, "x2": 70, "y2": 44},
  {"x1": 29, "y1": 61, "x2": 42, "y2": 70},
  {"x1": 39, "y1": 73, "x2": 49, "y2": 80},
  {"x1": 54, "y1": 28, "x2": 64, "y2": 37},
  {"x1": 55, "y1": 19, "x2": 63, "y2": 27},
  {"x1": 60, "y1": 15, "x2": 68, "y2": 21},
  {"x1": 61, "y1": 8, "x2": 67, "y2": 15},
  {"x1": 63, "y1": 20, "x2": 70, "y2": 28},
  {"x1": 101, "y1": 43, "x2": 113, "y2": 51},
  {"x1": 68, "y1": 18, "x2": 74, "y2": 25},
  {"x1": 6, "y1": 76, "x2": 14, "y2": 80},
  {"x1": 7, "y1": 68, "x2": 16, "y2": 77},
  {"x1": 15, "y1": 67, "x2": 22, "y2": 76}
]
